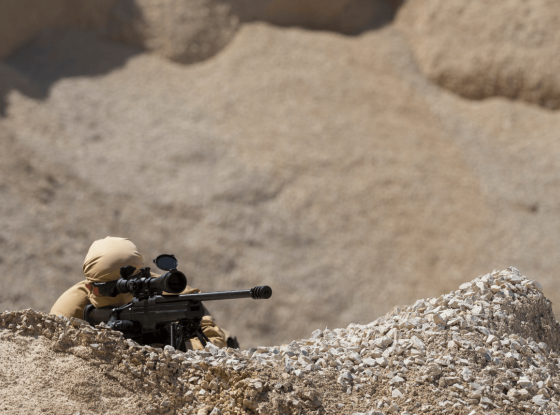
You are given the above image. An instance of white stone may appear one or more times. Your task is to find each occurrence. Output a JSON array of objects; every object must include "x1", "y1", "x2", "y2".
[
  {"x1": 476, "y1": 326, "x2": 491, "y2": 336},
  {"x1": 486, "y1": 335, "x2": 498, "y2": 344},
  {"x1": 432, "y1": 313, "x2": 445, "y2": 325},
  {"x1": 205, "y1": 342, "x2": 220, "y2": 356},
  {"x1": 311, "y1": 329, "x2": 323, "y2": 339},
  {"x1": 411, "y1": 336, "x2": 426, "y2": 350},
  {"x1": 532, "y1": 394, "x2": 549, "y2": 406},
  {"x1": 441, "y1": 309, "x2": 456, "y2": 320},
  {"x1": 387, "y1": 328, "x2": 402, "y2": 340},
  {"x1": 461, "y1": 368, "x2": 473, "y2": 382},
  {"x1": 452, "y1": 383, "x2": 464, "y2": 392},
  {"x1": 341, "y1": 371, "x2": 353, "y2": 381},
  {"x1": 410, "y1": 349, "x2": 424, "y2": 357},
  {"x1": 475, "y1": 346, "x2": 489, "y2": 355},
  {"x1": 480, "y1": 397, "x2": 493, "y2": 405},
  {"x1": 389, "y1": 376, "x2": 405, "y2": 385},
  {"x1": 371, "y1": 349, "x2": 383, "y2": 358},
  {"x1": 375, "y1": 336, "x2": 394, "y2": 348},
  {"x1": 349, "y1": 352, "x2": 361, "y2": 362},
  {"x1": 447, "y1": 317, "x2": 463, "y2": 326},
  {"x1": 490, "y1": 285, "x2": 501, "y2": 293},
  {"x1": 163, "y1": 345, "x2": 176, "y2": 354},
  {"x1": 376, "y1": 357, "x2": 388, "y2": 367},
  {"x1": 472, "y1": 305, "x2": 484, "y2": 315},
  {"x1": 392, "y1": 388, "x2": 404, "y2": 399},
  {"x1": 363, "y1": 358, "x2": 377, "y2": 367},
  {"x1": 298, "y1": 356, "x2": 312, "y2": 365},
  {"x1": 517, "y1": 389, "x2": 531, "y2": 400},
  {"x1": 517, "y1": 377, "x2": 533, "y2": 388}
]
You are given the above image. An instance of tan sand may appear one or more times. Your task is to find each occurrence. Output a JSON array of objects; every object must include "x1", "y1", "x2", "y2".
[{"x1": 1, "y1": 268, "x2": 559, "y2": 414}]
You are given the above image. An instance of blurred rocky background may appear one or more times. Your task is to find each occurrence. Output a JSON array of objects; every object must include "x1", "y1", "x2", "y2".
[{"x1": 1, "y1": 0, "x2": 560, "y2": 348}]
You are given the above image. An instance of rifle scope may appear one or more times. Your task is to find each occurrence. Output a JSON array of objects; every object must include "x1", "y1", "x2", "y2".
[{"x1": 116, "y1": 270, "x2": 187, "y2": 295}]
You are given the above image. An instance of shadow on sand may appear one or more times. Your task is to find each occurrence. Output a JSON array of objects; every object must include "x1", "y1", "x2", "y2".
[{"x1": 0, "y1": 29, "x2": 142, "y2": 116}]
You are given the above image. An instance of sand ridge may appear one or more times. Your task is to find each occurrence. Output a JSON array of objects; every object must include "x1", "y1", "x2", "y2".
[{"x1": 2, "y1": 268, "x2": 560, "y2": 414}]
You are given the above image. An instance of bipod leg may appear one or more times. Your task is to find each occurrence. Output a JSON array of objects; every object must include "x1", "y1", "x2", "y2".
[
  {"x1": 195, "y1": 329, "x2": 210, "y2": 348},
  {"x1": 169, "y1": 323, "x2": 184, "y2": 350}
]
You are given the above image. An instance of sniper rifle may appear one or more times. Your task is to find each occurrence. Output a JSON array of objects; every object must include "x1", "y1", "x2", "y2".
[{"x1": 83, "y1": 254, "x2": 272, "y2": 350}]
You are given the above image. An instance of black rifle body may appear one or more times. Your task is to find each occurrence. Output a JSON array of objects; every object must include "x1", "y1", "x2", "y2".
[{"x1": 83, "y1": 286, "x2": 271, "y2": 350}]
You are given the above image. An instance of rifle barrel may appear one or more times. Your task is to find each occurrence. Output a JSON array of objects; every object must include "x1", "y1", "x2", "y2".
[{"x1": 177, "y1": 285, "x2": 272, "y2": 302}]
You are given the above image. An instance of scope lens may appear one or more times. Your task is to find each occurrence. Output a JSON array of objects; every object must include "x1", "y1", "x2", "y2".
[{"x1": 162, "y1": 271, "x2": 187, "y2": 293}]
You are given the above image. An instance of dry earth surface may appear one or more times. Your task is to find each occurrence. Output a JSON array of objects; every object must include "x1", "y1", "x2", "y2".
[
  {"x1": 2, "y1": 268, "x2": 560, "y2": 415},
  {"x1": 2, "y1": 0, "x2": 560, "y2": 353},
  {"x1": 396, "y1": 0, "x2": 560, "y2": 109}
]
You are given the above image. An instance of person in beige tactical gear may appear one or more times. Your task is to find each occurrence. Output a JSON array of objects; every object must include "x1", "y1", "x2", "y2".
[{"x1": 51, "y1": 236, "x2": 229, "y2": 350}]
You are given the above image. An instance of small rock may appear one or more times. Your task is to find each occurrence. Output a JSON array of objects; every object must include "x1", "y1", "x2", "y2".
[
  {"x1": 205, "y1": 342, "x2": 220, "y2": 356},
  {"x1": 392, "y1": 387, "x2": 405, "y2": 399},
  {"x1": 389, "y1": 376, "x2": 405, "y2": 385},
  {"x1": 376, "y1": 357, "x2": 388, "y2": 367},
  {"x1": 163, "y1": 345, "x2": 175, "y2": 355},
  {"x1": 486, "y1": 334, "x2": 498, "y2": 344},
  {"x1": 517, "y1": 377, "x2": 533, "y2": 388},
  {"x1": 432, "y1": 314, "x2": 445, "y2": 325},
  {"x1": 363, "y1": 358, "x2": 377, "y2": 367},
  {"x1": 411, "y1": 336, "x2": 425, "y2": 350},
  {"x1": 532, "y1": 394, "x2": 549, "y2": 407},
  {"x1": 532, "y1": 280, "x2": 544, "y2": 292},
  {"x1": 311, "y1": 329, "x2": 323, "y2": 339},
  {"x1": 341, "y1": 371, "x2": 353, "y2": 382},
  {"x1": 480, "y1": 397, "x2": 493, "y2": 405},
  {"x1": 517, "y1": 389, "x2": 531, "y2": 401}
]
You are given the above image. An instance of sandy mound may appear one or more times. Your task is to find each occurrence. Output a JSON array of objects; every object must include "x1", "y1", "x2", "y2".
[
  {"x1": 395, "y1": 0, "x2": 560, "y2": 109},
  {"x1": 0, "y1": 0, "x2": 400, "y2": 64},
  {"x1": 2, "y1": 268, "x2": 560, "y2": 414},
  {"x1": 107, "y1": 0, "x2": 242, "y2": 64},
  {"x1": 0, "y1": 0, "x2": 239, "y2": 64},
  {"x1": 249, "y1": 0, "x2": 401, "y2": 34},
  {"x1": 0, "y1": 334, "x2": 152, "y2": 414}
]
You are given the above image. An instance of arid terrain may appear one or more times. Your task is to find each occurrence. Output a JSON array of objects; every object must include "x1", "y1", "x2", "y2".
[
  {"x1": 2, "y1": 0, "x2": 560, "y2": 353},
  {"x1": 2, "y1": 268, "x2": 559, "y2": 414}
]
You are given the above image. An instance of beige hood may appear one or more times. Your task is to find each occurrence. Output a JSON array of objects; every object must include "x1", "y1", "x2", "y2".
[
  {"x1": 83, "y1": 236, "x2": 144, "y2": 283},
  {"x1": 83, "y1": 236, "x2": 143, "y2": 308}
]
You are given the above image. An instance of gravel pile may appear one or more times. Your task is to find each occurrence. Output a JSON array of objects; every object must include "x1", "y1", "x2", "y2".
[{"x1": 2, "y1": 267, "x2": 560, "y2": 415}]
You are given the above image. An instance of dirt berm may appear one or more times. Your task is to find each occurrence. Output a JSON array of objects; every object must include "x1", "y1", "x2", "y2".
[{"x1": 2, "y1": 268, "x2": 560, "y2": 414}]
